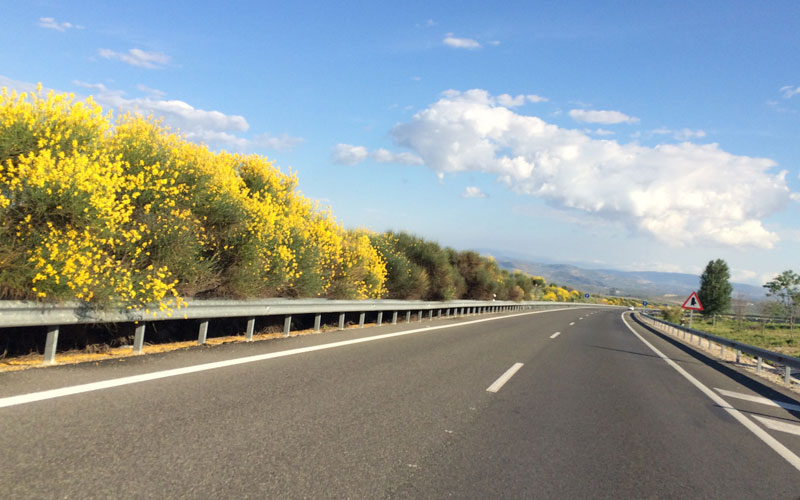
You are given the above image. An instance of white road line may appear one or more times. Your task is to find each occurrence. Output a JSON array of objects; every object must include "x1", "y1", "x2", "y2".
[
  {"x1": 486, "y1": 362, "x2": 524, "y2": 393},
  {"x1": 550, "y1": 332, "x2": 562, "y2": 339},
  {"x1": 715, "y1": 388, "x2": 800, "y2": 413},
  {"x1": 0, "y1": 309, "x2": 569, "y2": 410},
  {"x1": 752, "y1": 416, "x2": 800, "y2": 437},
  {"x1": 621, "y1": 313, "x2": 800, "y2": 473},
  {"x1": 569, "y1": 322, "x2": 575, "y2": 326},
  {"x1": 579, "y1": 317, "x2": 583, "y2": 320}
]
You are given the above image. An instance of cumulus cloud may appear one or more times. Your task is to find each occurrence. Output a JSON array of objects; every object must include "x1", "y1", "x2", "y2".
[
  {"x1": 71, "y1": 80, "x2": 302, "y2": 151},
  {"x1": 443, "y1": 33, "x2": 481, "y2": 49},
  {"x1": 569, "y1": 108, "x2": 639, "y2": 124},
  {"x1": 98, "y1": 48, "x2": 170, "y2": 69},
  {"x1": 39, "y1": 17, "x2": 83, "y2": 31},
  {"x1": 780, "y1": 85, "x2": 800, "y2": 98},
  {"x1": 333, "y1": 144, "x2": 423, "y2": 165},
  {"x1": 332, "y1": 144, "x2": 369, "y2": 165},
  {"x1": 462, "y1": 186, "x2": 488, "y2": 198},
  {"x1": 390, "y1": 89, "x2": 792, "y2": 248}
]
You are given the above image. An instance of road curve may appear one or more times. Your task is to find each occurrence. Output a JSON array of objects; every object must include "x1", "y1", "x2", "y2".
[{"x1": 1, "y1": 308, "x2": 799, "y2": 498}]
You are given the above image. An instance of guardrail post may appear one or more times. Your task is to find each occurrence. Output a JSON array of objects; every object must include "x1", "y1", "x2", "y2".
[
  {"x1": 757, "y1": 356, "x2": 762, "y2": 373},
  {"x1": 418, "y1": 310, "x2": 423, "y2": 322},
  {"x1": 246, "y1": 318, "x2": 255, "y2": 342},
  {"x1": 133, "y1": 324, "x2": 146, "y2": 354},
  {"x1": 785, "y1": 365, "x2": 791, "y2": 385},
  {"x1": 314, "y1": 314, "x2": 321, "y2": 333},
  {"x1": 377, "y1": 312, "x2": 383, "y2": 326},
  {"x1": 406, "y1": 311, "x2": 411, "y2": 323},
  {"x1": 438, "y1": 309, "x2": 442, "y2": 318},
  {"x1": 392, "y1": 311, "x2": 398, "y2": 324},
  {"x1": 720, "y1": 345, "x2": 725, "y2": 358},
  {"x1": 284, "y1": 315, "x2": 292, "y2": 336},
  {"x1": 43, "y1": 325, "x2": 59, "y2": 365},
  {"x1": 198, "y1": 320, "x2": 209, "y2": 345},
  {"x1": 736, "y1": 350, "x2": 741, "y2": 364},
  {"x1": 452, "y1": 308, "x2": 457, "y2": 318},
  {"x1": 428, "y1": 310, "x2": 433, "y2": 321},
  {"x1": 359, "y1": 312, "x2": 365, "y2": 328},
  {"x1": 338, "y1": 313, "x2": 345, "y2": 330}
]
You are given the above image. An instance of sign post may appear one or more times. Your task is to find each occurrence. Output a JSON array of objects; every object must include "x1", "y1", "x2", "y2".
[{"x1": 681, "y1": 291, "x2": 704, "y2": 327}]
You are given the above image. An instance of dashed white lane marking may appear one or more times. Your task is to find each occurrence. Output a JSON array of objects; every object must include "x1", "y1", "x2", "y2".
[
  {"x1": 621, "y1": 313, "x2": 800, "y2": 473},
  {"x1": 0, "y1": 309, "x2": 570, "y2": 410},
  {"x1": 569, "y1": 322, "x2": 575, "y2": 326},
  {"x1": 579, "y1": 317, "x2": 583, "y2": 320},
  {"x1": 752, "y1": 416, "x2": 800, "y2": 437},
  {"x1": 550, "y1": 332, "x2": 562, "y2": 339},
  {"x1": 715, "y1": 388, "x2": 800, "y2": 413},
  {"x1": 486, "y1": 362, "x2": 524, "y2": 393}
]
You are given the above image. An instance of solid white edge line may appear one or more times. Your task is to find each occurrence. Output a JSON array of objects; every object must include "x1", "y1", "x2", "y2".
[
  {"x1": 550, "y1": 332, "x2": 562, "y2": 339},
  {"x1": 486, "y1": 362, "x2": 524, "y2": 393},
  {"x1": 752, "y1": 415, "x2": 800, "y2": 437},
  {"x1": 0, "y1": 308, "x2": 580, "y2": 409},
  {"x1": 715, "y1": 388, "x2": 800, "y2": 413},
  {"x1": 621, "y1": 313, "x2": 800, "y2": 473}
]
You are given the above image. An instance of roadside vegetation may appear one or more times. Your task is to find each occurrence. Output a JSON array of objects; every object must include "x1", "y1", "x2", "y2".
[
  {"x1": 652, "y1": 259, "x2": 800, "y2": 357},
  {"x1": 0, "y1": 86, "x2": 597, "y2": 312}
]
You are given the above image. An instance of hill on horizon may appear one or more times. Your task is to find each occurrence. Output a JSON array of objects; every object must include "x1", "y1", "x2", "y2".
[{"x1": 488, "y1": 256, "x2": 767, "y2": 304}]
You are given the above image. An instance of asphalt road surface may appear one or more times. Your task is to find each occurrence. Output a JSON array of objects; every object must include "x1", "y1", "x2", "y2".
[{"x1": 2, "y1": 308, "x2": 800, "y2": 498}]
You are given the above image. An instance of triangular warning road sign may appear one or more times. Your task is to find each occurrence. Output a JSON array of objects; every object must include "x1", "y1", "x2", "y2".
[{"x1": 681, "y1": 291, "x2": 704, "y2": 311}]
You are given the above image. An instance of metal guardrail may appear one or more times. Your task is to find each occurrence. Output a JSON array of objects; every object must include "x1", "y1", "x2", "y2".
[
  {"x1": 638, "y1": 312, "x2": 800, "y2": 385},
  {"x1": 0, "y1": 299, "x2": 612, "y2": 365}
]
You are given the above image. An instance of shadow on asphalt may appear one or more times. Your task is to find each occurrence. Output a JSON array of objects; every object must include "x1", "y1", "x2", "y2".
[
  {"x1": 586, "y1": 344, "x2": 702, "y2": 364},
  {"x1": 630, "y1": 314, "x2": 800, "y2": 421}
]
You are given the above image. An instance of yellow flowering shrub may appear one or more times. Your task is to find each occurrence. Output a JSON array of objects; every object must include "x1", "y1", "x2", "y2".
[{"x1": 0, "y1": 86, "x2": 388, "y2": 308}]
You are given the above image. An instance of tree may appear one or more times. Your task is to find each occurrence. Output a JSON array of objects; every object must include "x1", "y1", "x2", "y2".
[
  {"x1": 697, "y1": 259, "x2": 732, "y2": 317},
  {"x1": 763, "y1": 270, "x2": 800, "y2": 333}
]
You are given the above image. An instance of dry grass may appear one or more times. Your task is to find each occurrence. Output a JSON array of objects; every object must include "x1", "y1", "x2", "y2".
[{"x1": 642, "y1": 316, "x2": 800, "y2": 395}]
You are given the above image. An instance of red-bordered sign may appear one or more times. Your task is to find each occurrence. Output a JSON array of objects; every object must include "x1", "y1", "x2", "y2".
[{"x1": 681, "y1": 291, "x2": 704, "y2": 311}]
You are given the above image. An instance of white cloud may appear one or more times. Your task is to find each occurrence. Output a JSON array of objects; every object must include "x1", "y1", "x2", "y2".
[
  {"x1": 526, "y1": 94, "x2": 548, "y2": 103},
  {"x1": 652, "y1": 127, "x2": 706, "y2": 141},
  {"x1": 371, "y1": 148, "x2": 424, "y2": 165},
  {"x1": 443, "y1": 33, "x2": 481, "y2": 49},
  {"x1": 592, "y1": 129, "x2": 615, "y2": 136},
  {"x1": 496, "y1": 94, "x2": 526, "y2": 107},
  {"x1": 488, "y1": 40, "x2": 501, "y2": 46},
  {"x1": 39, "y1": 17, "x2": 83, "y2": 31},
  {"x1": 462, "y1": 186, "x2": 488, "y2": 198},
  {"x1": 569, "y1": 109, "x2": 639, "y2": 124},
  {"x1": 98, "y1": 48, "x2": 170, "y2": 69},
  {"x1": 780, "y1": 85, "x2": 800, "y2": 98},
  {"x1": 332, "y1": 144, "x2": 423, "y2": 165},
  {"x1": 332, "y1": 144, "x2": 369, "y2": 165},
  {"x1": 251, "y1": 133, "x2": 305, "y2": 151},
  {"x1": 390, "y1": 89, "x2": 793, "y2": 249},
  {"x1": 136, "y1": 83, "x2": 166, "y2": 98},
  {"x1": 731, "y1": 269, "x2": 758, "y2": 283},
  {"x1": 70, "y1": 80, "x2": 301, "y2": 151},
  {"x1": 0, "y1": 75, "x2": 39, "y2": 93}
]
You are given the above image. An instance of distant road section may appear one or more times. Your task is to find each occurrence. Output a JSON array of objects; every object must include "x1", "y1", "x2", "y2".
[{"x1": 1, "y1": 309, "x2": 799, "y2": 498}]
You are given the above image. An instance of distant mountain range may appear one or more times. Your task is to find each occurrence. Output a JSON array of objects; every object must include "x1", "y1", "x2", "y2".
[{"x1": 483, "y1": 253, "x2": 767, "y2": 304}]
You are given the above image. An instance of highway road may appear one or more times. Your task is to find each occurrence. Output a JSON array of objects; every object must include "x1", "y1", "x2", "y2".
[{"x1": 2, "y1": 308, "x2": 799, "y2": 498}]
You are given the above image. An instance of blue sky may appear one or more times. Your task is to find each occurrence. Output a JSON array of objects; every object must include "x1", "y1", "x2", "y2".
[{"x1": 3, "y1": 0, "x2": 800, "y2": 286}]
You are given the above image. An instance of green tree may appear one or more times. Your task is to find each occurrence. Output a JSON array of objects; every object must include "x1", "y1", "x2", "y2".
[
  {"x1": 697, "y1": 259, "x2": 732, "y2": 316},
  {"x1": 763, "y1": 270, "x2": 800, "y2": 333}
]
